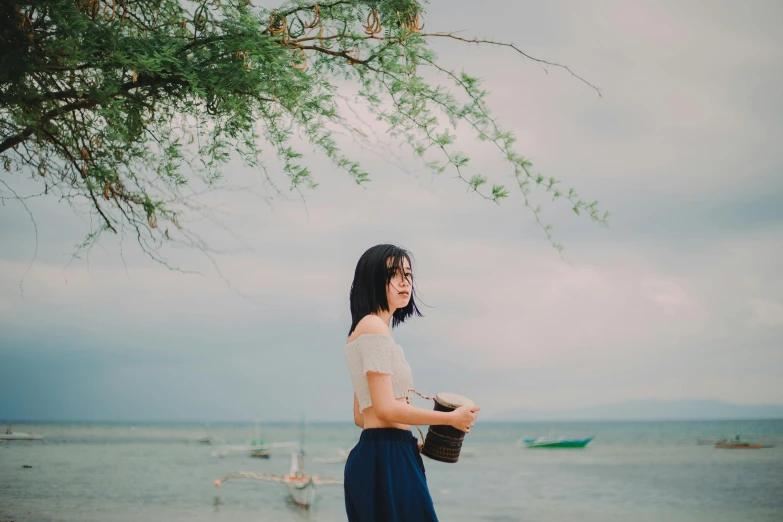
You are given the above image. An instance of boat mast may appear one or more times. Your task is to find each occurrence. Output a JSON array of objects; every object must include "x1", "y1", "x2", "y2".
[{"x1": 298, "y1": 414, "x2": 306, "y2": 474}]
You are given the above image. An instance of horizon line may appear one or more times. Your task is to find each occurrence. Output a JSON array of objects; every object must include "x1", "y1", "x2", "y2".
[{"x1": 5, "y1": 417, "x2": 783, "y2": 425}]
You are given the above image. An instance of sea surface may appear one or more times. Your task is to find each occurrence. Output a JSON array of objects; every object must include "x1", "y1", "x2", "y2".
[{"x1": 1, "y1": 420, "x2": 782, "y2": 522}]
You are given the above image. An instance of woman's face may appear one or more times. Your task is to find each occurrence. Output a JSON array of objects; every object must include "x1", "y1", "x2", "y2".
[{"x1": 386, "y1": 257, "x2": 413, "y2": 311}]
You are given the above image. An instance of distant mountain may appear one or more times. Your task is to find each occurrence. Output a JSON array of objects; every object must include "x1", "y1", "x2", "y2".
[{"x1": 490, "y1": 399, "x2": 783, "y2": 421}]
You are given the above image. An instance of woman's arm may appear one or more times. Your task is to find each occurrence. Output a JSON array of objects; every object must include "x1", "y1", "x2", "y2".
[
  {"x1": 367, "y1": 372, "x2": 478, "y2": 430},
  {"x1": 353, "y1": 315, "x2": 478, "y2": 430},
  {"x1": 353, "y1": 393, "x2": 364, "y2": 428}
]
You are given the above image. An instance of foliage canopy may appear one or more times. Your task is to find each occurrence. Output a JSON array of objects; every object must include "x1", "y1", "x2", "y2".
[{"x1": 1, "y1": 0, "x2": 606, "y2": 265}]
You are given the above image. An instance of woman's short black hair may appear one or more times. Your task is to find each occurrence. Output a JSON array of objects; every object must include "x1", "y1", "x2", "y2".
[{"x1": 348, "y1": 244, "x2": 422, "y2": 335}]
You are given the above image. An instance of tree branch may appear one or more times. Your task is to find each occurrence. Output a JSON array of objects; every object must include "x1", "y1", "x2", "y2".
[
  {"x1": 420, "y1": 32, "x2": 602, "y2": 96},
  {"x1": 0, "y1": 99, "x2": 96, "y2": 154},
  {"x1": 0, "y1": 177, "x2": 39, "y2": 295}
]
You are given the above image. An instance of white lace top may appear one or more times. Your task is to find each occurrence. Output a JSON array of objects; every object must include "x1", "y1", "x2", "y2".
[{"x1": 344, "y1": 333, "x2": 414, "y2": 412}]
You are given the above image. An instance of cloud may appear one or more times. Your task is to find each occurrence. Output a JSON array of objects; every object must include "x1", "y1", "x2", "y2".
[
  {"x1": 747, "y1": 298, "x2": 783, "y2": 328},
  {"x1": 1, "y1": 0, "x2": 782, "y2": 420},
  {"x1": 402, "y1": 241, "x2": 710, "y2": 372}
]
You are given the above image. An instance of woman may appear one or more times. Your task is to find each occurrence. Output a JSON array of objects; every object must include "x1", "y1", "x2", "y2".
[{"x1": 343, "y1": 244, "x2": 480, "y2": 522}]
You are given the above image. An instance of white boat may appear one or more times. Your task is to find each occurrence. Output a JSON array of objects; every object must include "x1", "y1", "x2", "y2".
[
  {"x1": 196, "y1": 423, "x2": 213, "y2": 444},
  {"x1": 212, "y1": 440, "x2": 298, "y2": 458},
  {"x1": 287, "y1": 451, "x2": 316, "y2": 508},
  {"x1": 214, "y1": 420, "x2": 341, "y2": 509},
  {"x1": 211, "y1": 420, "x2": 297, "y2": 458},
  {"x1": 214, "y1": 451, "x2": 342, "y2": 509},
  {"x1": 1, "y1": 424, "x2": 43, "y2": 441}
]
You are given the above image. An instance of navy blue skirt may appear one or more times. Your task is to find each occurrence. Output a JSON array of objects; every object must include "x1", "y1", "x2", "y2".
[{"x1": 344, "y1": 428, "x2": 439, "y2": 522}]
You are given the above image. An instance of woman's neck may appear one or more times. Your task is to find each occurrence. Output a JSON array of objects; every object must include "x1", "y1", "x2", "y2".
[{"x1": 374, "y1": 310, "x2": 394, "y2": 331}]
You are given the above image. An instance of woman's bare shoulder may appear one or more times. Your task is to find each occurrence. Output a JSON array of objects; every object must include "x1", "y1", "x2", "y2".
[{"x1": 347, "y1": 315, "x2": 391, "y2": 343}]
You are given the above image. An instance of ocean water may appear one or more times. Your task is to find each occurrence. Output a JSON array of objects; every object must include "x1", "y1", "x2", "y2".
[{"x1": 1, "y1": 420, "x2": 782, "y2": 522}]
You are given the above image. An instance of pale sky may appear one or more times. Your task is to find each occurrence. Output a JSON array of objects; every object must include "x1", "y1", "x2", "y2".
[{"x1": 1, "y1": 0, "x2": 782, "y2": 422}]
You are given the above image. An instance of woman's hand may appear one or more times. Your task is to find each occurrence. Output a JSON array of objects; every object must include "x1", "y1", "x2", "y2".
[{"x1": 449, "y1": 405, "x2": 480, "y2": 432}]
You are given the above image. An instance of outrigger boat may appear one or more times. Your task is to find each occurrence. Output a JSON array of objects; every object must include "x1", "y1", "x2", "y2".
[
  {"x1": 214, "y1": 449, "x2": 342, "y2": 508},
  {"x1": 196, "y1": 424, "x2": 223, "y2": 445},
  {"x1": 522, "y1": 436, "x2": 593, "y2": 448},
  {"x1": 715, "y1": 436, "x2": 774, "y2": 449},
  {"x1": 212, "y1": 419, "x2": 297, "y2": 458},
  {"x1": 0, "y1": 424, "x2": 43, "y2": 441},
  {"x1": 716, "y1": 441, "x2": 764, "y2": 449},
  {"x1": 213, "y1": 419, "x2": 342, "y2": 509},
  {"x1": 212, "y1": 439, "x2": 297, "y2": 458}
]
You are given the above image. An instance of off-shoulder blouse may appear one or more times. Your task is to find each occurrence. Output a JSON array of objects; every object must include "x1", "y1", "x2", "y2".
[{"x1": 344, "y1": 333, "x2": 414, "y2": 412}]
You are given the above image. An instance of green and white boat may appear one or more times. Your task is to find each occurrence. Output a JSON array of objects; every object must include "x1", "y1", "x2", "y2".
[{"x1": 522, "y1": 436, "x2": 593, "y2": 448}]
